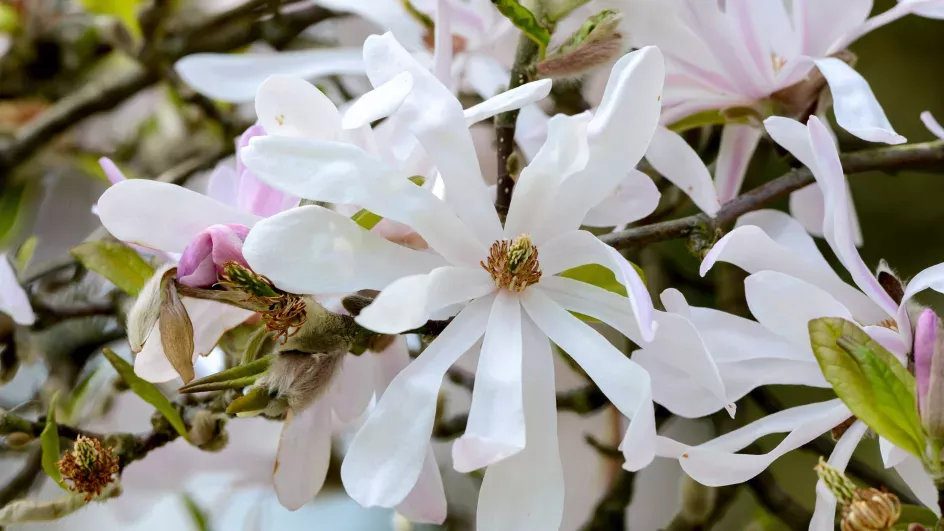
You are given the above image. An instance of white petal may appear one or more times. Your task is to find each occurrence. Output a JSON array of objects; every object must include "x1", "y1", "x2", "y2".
[
  {"x1": 241, "y1": 136, "x2": 487, "y2": 266},
  {"x1": 310, "y1": 0, "x2": 426, "y2": 50},
  {"x1": 582, "y1": 169, "x2": 661, "y2": 227},
  {"x1": 363, "y1": 33, "x2": 502, "y2": 245},
  {"x1": 394, "y1": 447, "x2": 447, "y2": 524},
  {"x1": 463, "y1": 79, "x2": 553, "y2": 127},
  {"x1": 0, "y1": 255, "x2": 35, "y2": 326},
  {"x1": 810, "y1": 421, "x2": 869, "y2": 531},
  {"x1": 788, "y1": 183, "x2": 826, "y2": 239},
  {"x1": 894, "y1": 454, "x2": 941, "y2": 516},
  {"x1": 356, "y1": 266, "x2": 495, "y2": 334},
  {"x1": 744, "y1": 271, "x2": 854, "y2": 348},
  {"x1": 342, "y1": 72, "x2": 414, "y2": 130},
  {"x1": 863, "y1": 325, "x2": 908, "y2": 363},
  {"x1": 714, "y1": 124, "x2": 763, "y2": 203},
  {"x1": 373, "y1": 335, "x2": 410, "y2": 398},
  {"x1": 701, "y1": 209, "x2": 886, "y2": 325},
  {"x1": 274, "y1": 402, "x2": 332, "y2": 510},
  {"x1": 255, "y1": 75, "x2": 341, "y2": 139},
  {"x1": 764, "y1": 116, "x2": 817, "y2": 168},
  {"x1": 98, "y1": 179, "x2": 260, "y2": 253},
  {"x1": 656, "y1": 400, "x2": 852, "y2": 486},
  {"x1": 330, "y1": 354, "x2": 376, "y2": 424},
  {"x1": 175, "y1": 48, "x2": 364, "y2": 103},
  {"x1": 896, "y1": 262, "x2": 944, "y2": 346},
  {"x1": 814, "y1": 58, "x2": 905, "y2": 144},
  {"x1": 341, "y1": 295, "x2": 492, "y2": 509},
  {"x1": 645, "y1": 126, "x2": 721, "y2": 216},
  {"x1": 879, "y1": 436, "x2": 909, "y2": 469},
  {"x1": 243, "y1": 205, "x2": 446, "y2": 294},
  {"x1": 538, "y1": 276, "x2": 644, "y2": 344},
  {"x1": 453, "y1": 291, "x2": 525, "y2": 472},
  {"x1": 921, "y1": 110, "x2": 944, "y2": 140},
  {"x1": 476, "y1": 314, "x2": 563, "y2": 531},
  {"x1": 135, "y1": 324, "x2": 179, "y2": 383},
  {"x1": 432, "y1": 0, "x2": 453, "y2": 85},
  {"x1": 520, "y1": 288, "x2": 656, "y2": 471},
  {"x1": 793, "y1": 0, "x2": 872, "y2": 54},
  {"x1": 504, "y1": 113, "x2": 591, "y2": 240},
  {"x1": 538, "y1": 230, "x2": 656, "y2": 341}
]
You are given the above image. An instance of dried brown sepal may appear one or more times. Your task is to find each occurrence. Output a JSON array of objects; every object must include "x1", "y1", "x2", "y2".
[
  {"x1": 160, "y1": 275, "x2": 195, "y2": 383},
  {"x1": 57, "y1": 436, "x2": 119, "y2": 501},
  {"x1": 481, "y1": 235, "x2": 542, "y2": 292}
]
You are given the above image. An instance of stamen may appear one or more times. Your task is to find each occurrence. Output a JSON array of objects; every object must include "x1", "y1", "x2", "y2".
[
  {"x1": 876, "y1": 318, "x2": 899, "y2": 333},
  {"x1": 481, "y1": 234, "x2": 542, "y2": 292}
]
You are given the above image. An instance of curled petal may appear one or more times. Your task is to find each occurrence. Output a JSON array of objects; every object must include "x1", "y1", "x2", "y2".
[
  {"x1": 255, "y1": 75, "x2": 341, "y2": 140},
  {"x1": 814, "y1": 58, "x2": 906, "y2": 145},
  {"x1": 810, "y1": 421, "x2": 869, "y2": 530},
  {"x1": 342, "y1": 72, "x2": 414, "y2": 130},
  {"x1": 645, "y1": 126, "x2": 721, "y2": 216}
]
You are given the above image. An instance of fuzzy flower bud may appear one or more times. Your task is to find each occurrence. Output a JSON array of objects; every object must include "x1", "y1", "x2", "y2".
[
  {"x1": 57, "y1": 436, "x2": 119, "y2": 501},
  {"x1": 177, "y1": 224, "x2": 250, "y2": 288},
  {"x1": 536, "y1": 10, "x2": 623, "y2": 79},
  {"x1": 914, "y1": 308, "x2": 944, "y2": 439}
]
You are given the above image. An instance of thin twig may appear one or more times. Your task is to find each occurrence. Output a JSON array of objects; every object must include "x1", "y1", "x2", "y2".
[
  {"x1": 0, "y1": 450, "x2": 43, "y2": 508},
  {"x1": 744, "y1": 460, "x2": 811, "y2": 530}
]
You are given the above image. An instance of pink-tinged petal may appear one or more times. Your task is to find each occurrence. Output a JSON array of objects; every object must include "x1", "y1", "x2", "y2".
[
  {"x1": 363, "y1": 33, "x2": 502, "y2": 245},
  {"x1": 342, "y1": 72, "x2": 414, "y2": 130},
  {"x1": 645, "y1": 126, "x2": 721, "y2": 216},
  {"x1": 582, "y1": 169, "x2": 661, "y2": 227},
  {"x1": 538, "y1": 230, "x2": 655, "y2": 342},
  {"x1": 476, "y1": 314, "x2": 563, "y2": 531},
  {"x1": 745, "y1": 271, "x2": 854, "y2": 348},
  {"x1": 205, "y1": 164, "x2": 240, "y2": 208},
  {"x1": 177, "y1": 224, "x2": 249, "y2": 288},
  {"x1": 463, "y1": 79, "x2": 553, "y2": 127},
  {"x1": 764, "y1": 116, "x2": 817, "y2": 167},
  {"x1": 243, "y1": 206, "x2": 446, "y2": 294},
  {"x1": 921, "y1": 111, "x2": 944, "y2": 140},
  {"x1": 394, "y1": 447, "x2": 447, "y2": 524},
  {"x1": 544, "y1": 47, "x2": 666, "y2": 238},
  {"x1": 814, "y1": 58, "x2": 906, "y2": 145},
  {"x1": 520, "y1": 288, "x2": 656, "y2": 471},
  {"x1": 842, "y1": 2, "x2": 917, "y2": 49},
  {"x1": 0, "y1": 255, "x2": 35, "y2": 326},
  {"x1": 810, "y1": 421, "x2": 869, "y2": 530},
  {"x1": 255, "y1": 75, "x2": 341, "y2": 140},
  {"x1": 240, "y1": 136, "x2": 487, "y2": 266},
  {"x1": 453, "y1": 291, "x2": 524, "y2": 472},
  {"x1": 98, "y1": 157, "x2": 127, "y2": 185},
  {"x1": 236, "y1": 172, "x2": 299, "y2": 219},
  {"x1": 273, "y1": 401, "x2": 332, "y2": 510},
  {"x1": 98, "y1": 179, "x2": 260, "y2": 253},
  {"x1": 373, "y1": 335, "x2": 410, "y2": 398},
  {"x1": 329, "y1": 354, "x2": 376, "y2": 424},
  {"x1": 432, "y1": 0, "x2": 453, "y2": 86},
  {"x1": 356, "y1": 266, "x2": 495, "y2": 334},
  {"x1": 714, "y1": 124, "x2": 763, "y2": 203},
  {"x1": 236, "y1": 124, "x2": 266, "y2": 174},
  {"x1": 505, "y1": 113, "x2": 591, "y2": 241},
  {"x1": 914, "y1": 308, "x2": 939, "y2": 411},
  {"x1": 807, "y1": 116, "x2": 900, "y2": 316},
  {"x1": 789, "y1": 180, "x2": 864, "y2": 247},
  {"x1": 896, "y1": 263, "x2": 944, "y2": 346},
  {"x1": 894, "y1": 454, "x2": 942, "y2": 516},
  {"x1": 341, "y1": 295, "x2": 492, "y2": 509},
  {"x1": 862, "y1": 325, "x2": 909, "y2": 364},
  {"x1": 793, "y1": 0, "x2": 872, "y2": 55},
  {"x1": 656, "y1": 400, "x2": 852, "y2": 486},
  {"x1": 879, "y1": 437, "x2": 909, "y2": 469},
  {"x1": 174, "y1": 48, "x2": 364, "y2": 103}
]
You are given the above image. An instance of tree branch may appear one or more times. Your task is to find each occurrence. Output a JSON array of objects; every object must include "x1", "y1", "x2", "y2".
[
  {"x1": 602, "y1": 139, "x2": 944, "y2": 250},
  {"x1": 744, "y1": 461, "x2": 811, "y2": 531}
]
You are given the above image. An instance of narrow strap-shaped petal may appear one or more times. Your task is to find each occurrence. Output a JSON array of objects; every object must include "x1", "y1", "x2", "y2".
[
  {"x1": 394, "y1": 446, "x2": 447, "y2": 524},
  {"x1": 714, "y1": 124, "x2": 763, "y2": 203},
  {"x1": 520, "y1": 288, "x2": 656, "y2": 471},
  {"x1": 329, "y1": 354, "x2": 376, "y2": 424},
  {"x1": 341, "y1": 295, "x2": 492, "y2": 509},
  {"x1": 453, "y1": 291, "x2": 525, "y2": 472},
  {"x1": 894, "y1": 454, "x2": 941, "y2": 516},
  {"x1": 581, "y1": 169, "x2": 661, "y2": 228},
  {"x1": 814, "y1": 58, "x2": 906, "y2": 144},
  {"x1": 463, "y1": 80, "x2": 553, "y2": 127},
  {"x1": 175, "y1": 48, "x2": 364, "y2": 103},
  {"x1": 656, "y1": 400, "x2": 852, "y2": 486},
  {"x1": 475, "y1": 314, "x2": 564, "y2": 531},
  {"x1": 342, "y1": 72, "x2": 414, "y2": 130},
  {"x1": 921, "y1": 110, "x2": 944, "y2": 140},
  {"x1": 273, "y1": 401, "x2": 332, "y2": 510},
  {"x1": 0, "y1": 255, "x2": 35, "y2": 326},
  {"x1": 432, "y1": 0, "x2": 453, "y2": 86},
  {"x1": 537, "y1": 276, "x2": 644, "y2": 344},
  {"x1": 896, "y1": 262, "x2": 944, "y2": 346},
  {"x1": 98, "y1": 180, "x2": 261, "y2": 253},
  {"x1": 644, "y1": 126, "x2": 721, "y2": 216},
  {"x1": 879, "y1": 436, "x2": 910, "y2": 469},
  {"x1": 538, "y1": 230, "x2": 655, "y2": 341},
  {"x1": 810, "y1": 421, "x2": 869, "y2": 530},
  {"x1": 356, "y1": 266, "x2": 495, "y2": 334},
  {"x1": 243, "y1": 206, "x2": 446, "y2": 294}
]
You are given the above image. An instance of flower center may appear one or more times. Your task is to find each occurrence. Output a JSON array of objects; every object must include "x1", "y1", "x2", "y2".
[
  {"x1": 481, "y1": 234, "x2": 542, "y2": 292},
  {"x1": 876, "y1": 318, "x2": 899, "y2": 333}
]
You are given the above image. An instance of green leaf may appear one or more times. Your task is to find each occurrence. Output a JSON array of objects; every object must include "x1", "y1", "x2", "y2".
[
  {"x1": 79, "y1": 0, "x2": 143, "y2": 39},
  {"x1": 351, "y1": 209, "x2": 383, "y2": 230},
  {"x1": 558, "y1": 263, "x2": 646, "y2": 322},
  {"x1": 0, "y1": 3, "x2": 19, "y2": 33},
  {"x1": 181, "y1": 493, "x2": 211, "y2": 531},
  {"x1": 178, "y1": 354, "x2": 274, "y2": 394},
  {"x1": 64, "y1": 367, "x2": 102, "y2": 423},
  {"x1": 809, "y1": 317, "x2": 926, "y2": 458},
  {"x1": 71, "y1": 241, "x2": 155, "y2": 296},
  {"x1": 40, "y1": 392, "x2": 67, "y2": 490},
  {"x1": 102, "y1": 348, "x2": 190, "y2": 441},
  {"x1": 667, "y1": 110, "x2": 728, "y2": 134},
  {"x1": 491, "y1": 0, "x2": 551, "y2": 51},
  {"x1": 226, "y1": 387, "x2": 274, "y2": 417},
  {"x1": 0, "y1": 182, "x2": 32, "y2": 247},
  {"x1": 893, "y1": 504, "x2": 938, "y2": 529},
  {"x1": 14, "y1": 236, "x2": 38, "y2": 274}
]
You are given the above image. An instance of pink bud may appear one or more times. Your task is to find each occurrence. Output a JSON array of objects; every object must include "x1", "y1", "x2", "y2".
[
  {"x1": 915, "y1": 308, "x2": 944, "y2": 439},
  {"x1": 177, "y1": 224, "x2": 250, "y2": 288},
  {"x1": 98, "y1": 157, "x2": 127, "y2": 185}
]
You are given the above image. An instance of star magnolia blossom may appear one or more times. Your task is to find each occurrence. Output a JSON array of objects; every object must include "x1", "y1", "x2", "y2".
[
  {"x1": 635, "y1": 116, "x2": 944, "y2": 527},
  {"x1": 0, "y1": 253, "x2": 34, "y2": 326},
  {"x1": 238, "y1": 33, "x2": 730, "y2": 529},
  {"x1": 618, "y1": 0, "x2": 944, "y2": 236}
]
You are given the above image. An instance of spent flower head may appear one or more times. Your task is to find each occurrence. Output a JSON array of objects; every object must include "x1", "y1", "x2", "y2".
[{"x1": 57, "y1": 436, "x2": 120, "y2": 501}]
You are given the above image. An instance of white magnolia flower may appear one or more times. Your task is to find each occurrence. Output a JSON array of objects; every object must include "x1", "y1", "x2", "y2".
[
  {"x1": 239, "y1": 33, "x2": 730, "y2": 529},
  {"x1": 0, "y1": 253, "x2": 35, "y2": 326},
  {"x1": 636, "y1": 116, "x2": 944, "y2": 526}
]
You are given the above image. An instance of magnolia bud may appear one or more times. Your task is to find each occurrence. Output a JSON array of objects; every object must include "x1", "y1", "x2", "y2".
[
  {"x1": 177, "y1": 224, "x2": 250, "y2": 288},
  {"x1": 536, "y1": 10, "x2": 623, "y2": 79},
  {"x1": 914, "y1": 308, "x2": 944, "y2": 439},
  {"x1": 4, "y1": 432, "x2": 33, "y2": 448}
]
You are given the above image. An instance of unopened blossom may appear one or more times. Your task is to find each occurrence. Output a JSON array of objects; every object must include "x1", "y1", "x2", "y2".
[
  {"x1": 636, "y1": 116, "x2": 944, "y2": 528},
  {"x1": 240, "y1": 33, "x2": 729, "y2": 530},
  {"x1": 176, "y1": 225, "x2": 250, "y2": 288},
  {"x1": 914, "y1": 308, "x2": 944, "y2": 439},
  {"x1": 0, "y1": 253, "x2": 34, "y2": 326}
]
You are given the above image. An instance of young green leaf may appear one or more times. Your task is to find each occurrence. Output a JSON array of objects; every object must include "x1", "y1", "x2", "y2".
[
  {"x1": 491, "y1": 0, "x2": 551, "y2": 51},
  {"x1": 809, "y1": 317, "x2": 926, "y2": 458},
  {"x1": 102, "y1": 348, "x2": 190, "y2": 441},
  {"x1": 182, "y1": 493, "x2": 212, "y2": 531},
  {"x1": 14, "y1": 236, "x2": 38, "y2": 274},
  {"x1": 40, "y1": 392, "x2": 67, "y2": 490},
  {"x1": 558, "y1": 263, "x2": 645, "y2": 322},
  {"x1": 71, "y1": 241, "x2": 155, "y2": 296},
  {"x1": 178, "y1": 354, "x2": 274, "y2": 394},
  {"x1": 351, "y1": 209, "x2": 383, "y2": 230},
  {"x1": 79, "y1": 0, "x2": 143, "y2": 39}
]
